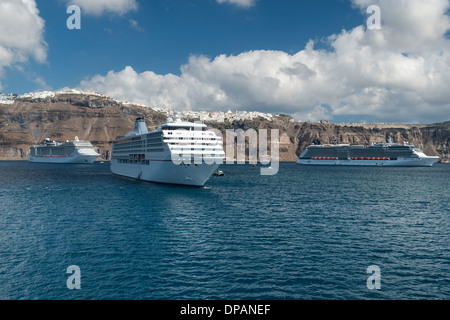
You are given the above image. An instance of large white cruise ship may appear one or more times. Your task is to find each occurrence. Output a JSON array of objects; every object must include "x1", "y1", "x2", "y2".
[
  {"x1": 29, "y1": 137, "x2": 100, "y2": 164},
  {"x1": 297, "y1": 139, "x2": 439, "y2": 167},
  {"x1": 110, "y1": 117, "x2": 225, "y2": 187}
]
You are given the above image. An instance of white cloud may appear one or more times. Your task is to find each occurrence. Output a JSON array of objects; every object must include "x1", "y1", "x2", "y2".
[
  {"x1": 216, "y1": 0, "x2": 256, "y2": 8},
  {"x1": 0, "y1": 0, "x2": 47, "y2": 89},
  {"x1": 67, "y1": 0, "x2": 138, "y2": 16},
  {"x1": 352, "y1": 0, "x2": 450, "y2": 52},
  {"x1": 79, "y1": 0, "x2": 450, "y2": 123},
  {"x1": 129, "y1": 19, "x2": 143, "y2": 31}
]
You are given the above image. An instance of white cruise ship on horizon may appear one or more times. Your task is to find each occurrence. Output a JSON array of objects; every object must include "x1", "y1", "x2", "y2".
[
  {"x1": 297, "y1": 139, "x2": 439, "y2": 167},
  {"x1": 110, "y1": 116, "x2": 225, "y2": 187},
  {"x1": 29, "y1": 137, "x2": 100, "y2": 164}
]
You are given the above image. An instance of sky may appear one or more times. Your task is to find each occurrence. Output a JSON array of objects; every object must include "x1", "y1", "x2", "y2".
[{"x1": 0, "y1": 0, "x2": 450, "y2": 124}]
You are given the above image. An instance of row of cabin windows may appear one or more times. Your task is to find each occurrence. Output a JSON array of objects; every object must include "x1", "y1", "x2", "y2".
[
  {"x1": 115, "y1": 144, "x2": 163, "y2": 151},
  {"x1": 147, "y1": 143, "x2": 163, "y2": 148},
  {"x1": 171, "y1": 148, "x2": 222, "y2": 152},
  {"x1": 113, "y1": 148, "x2": 145, "y2": 153},
  {"x1": 113, "y1": 148, "x2": 164, "y2": 154},
  {"x1": 147, "y1": 133, "x2": 161, "y2": 138},
  {"x1": 113, "y1": 143, "x2": 144, "y2": 150},
  {"x1": 117, "y1": 159, "x2": 151, "y2": 165},
  {"x1": 164, "y1": 127, "x2": 207, "y2": 132},
  {"x1": 114, "y1": 140, "x2": 161, "y2": 148},
  {"x1": 164, "y1": 137, "x2": 218, "y2": 141}
]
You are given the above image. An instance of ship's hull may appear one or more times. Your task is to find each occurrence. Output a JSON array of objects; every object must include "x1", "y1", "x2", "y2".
[
  {"x1": 111, "y1": 159, "x2": 221, "y2": 187},
  {"x1": 29, "y1": 154, "x2": 99, "y2": 164},
  {"x1": 297, "y1": 157, "x2": 439, "y2": 167}
]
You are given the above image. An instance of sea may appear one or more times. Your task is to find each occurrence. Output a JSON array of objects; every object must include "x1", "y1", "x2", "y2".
[{"x1": 0, "y1": 161, "x2": 448, "y2": 300}]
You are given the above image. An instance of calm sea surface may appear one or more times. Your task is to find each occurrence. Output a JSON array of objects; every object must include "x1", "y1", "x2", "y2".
[{"x1": 0, "y1": 161, "x2": 448, "y2": 300}]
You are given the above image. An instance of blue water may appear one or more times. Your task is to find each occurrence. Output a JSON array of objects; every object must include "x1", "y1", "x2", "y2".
[{"x1": 0, "y1": 161, "x2": 448, "y2": 300}]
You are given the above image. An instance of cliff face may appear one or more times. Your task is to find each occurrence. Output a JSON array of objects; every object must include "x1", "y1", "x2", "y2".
[
  {"x1": 291, "y1": 122, "x2": 450, "y2": 162},
  {"x1": 0, "y1": 93, "x2": 449, "y2": 162},
  {"x1": 0, "y1": 93, "x2": 166, "y2": 160}
]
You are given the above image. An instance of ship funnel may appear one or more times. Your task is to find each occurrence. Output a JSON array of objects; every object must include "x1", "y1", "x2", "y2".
[{"x1": 134, "y1": 117, "x2": 148, "y2": 135}]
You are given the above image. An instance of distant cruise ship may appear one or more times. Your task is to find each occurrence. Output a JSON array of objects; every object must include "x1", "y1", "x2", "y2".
[
  {"x1": 110, "y1": 117, "x2": 225, "y2": 187},
  {"x1": 29, "y1": 137, "x2": 100, "y2": 164},
  {"x1": 297, "y1": 139, "x2": 439, "y2": 167}
]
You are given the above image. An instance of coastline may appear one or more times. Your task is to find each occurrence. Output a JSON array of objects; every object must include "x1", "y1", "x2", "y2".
[
  {"x1": 1, "y1": 92, "x2": 448, "y2": 163},
  {"x1": 1, "y1": 159, "x2": 448, "y2": 164}
]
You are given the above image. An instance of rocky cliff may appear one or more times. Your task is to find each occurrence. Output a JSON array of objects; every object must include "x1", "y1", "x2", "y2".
[
  {"x1": 0, "y1": 92, "x2": 449, "y2": 162},
  {"x1": 0, "y1": 93, "x2": 166, "y2": 160}
]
